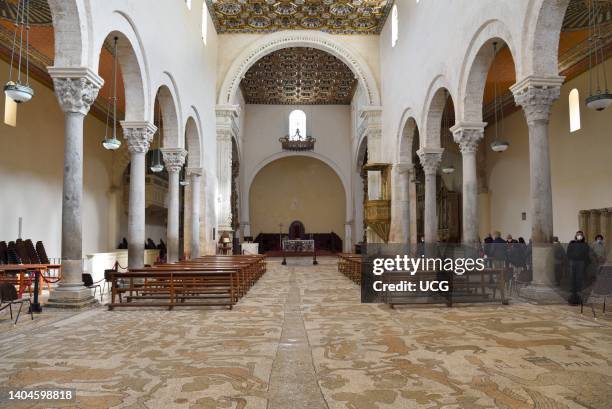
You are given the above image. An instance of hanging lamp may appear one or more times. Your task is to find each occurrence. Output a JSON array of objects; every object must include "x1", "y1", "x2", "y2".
[
  {"x1": 102, "y1": 37, "x2": 121, "y2": 150},
  {"x1": 4, "y1": 0, "x2": 34, "y2": 103},
  {"x1": 150, "y1": 102, "x2": 164, "y2": 172},
  {"x1": 585, "y1": 0, "x2": 611, "y2": 111},
  {"x1": 489, "y1": 42, "x2": 509, "y2": 153},
  {"x1": 440, "y1": 91, "x2": 455, "y2": 174}
]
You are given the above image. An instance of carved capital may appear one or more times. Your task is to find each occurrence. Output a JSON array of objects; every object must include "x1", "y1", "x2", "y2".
[
  {"x1": 510, "y1": 76, "x2": 564, "y2": 124},
  {"x1": 121, "y1": 121, "x2": 157, "y2": 154},
  {"x1": 417, "y1": 148, "x2": 443, "y2": 175},
  {"x1": 48, "y1": 67, "x2": 103, "y2": 115},
  {"x1": 161, "y1": 148, "x2": 187, "y2": 173},
  {"x1": 451, "y1": 122, "x2": 485, "y2": 155},
  {"x1": 186, "y1": 167, "x2": 203, "y2": 177}
]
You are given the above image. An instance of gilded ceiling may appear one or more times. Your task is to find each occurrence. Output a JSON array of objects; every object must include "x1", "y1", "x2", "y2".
[
  {"x1": 240, "y1": 47, "x2": 357, "y2": 104},
  {"x1": 206, "y1": 0, "x2": 393, "y2": 34}
]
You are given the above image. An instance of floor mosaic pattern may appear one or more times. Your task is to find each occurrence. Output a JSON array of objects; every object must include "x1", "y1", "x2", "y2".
[{"x1": 0, "y1": 257, "x2": 610, "y2": 408}]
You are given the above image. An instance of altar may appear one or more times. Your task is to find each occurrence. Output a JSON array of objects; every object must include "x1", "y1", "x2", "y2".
[
  {"x1": 282, "y1": 239, "x2": 315, "y2": 253},
  {"x1": 281, "y1": 239, "x2": 317, "y2": 265}
]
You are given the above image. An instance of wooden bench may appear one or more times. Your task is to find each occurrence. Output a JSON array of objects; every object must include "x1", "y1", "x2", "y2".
[{"x1": 108, "y1": 255, "x2": 266, "y2": 310}]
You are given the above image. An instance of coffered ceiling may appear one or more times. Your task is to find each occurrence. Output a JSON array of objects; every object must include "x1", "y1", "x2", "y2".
[
  {"x1": 206, "y1": 0, "x2": 393, "y2": 34},
  {"x1": 240, "y1": 47, "x2": 357, "y2": 104}
]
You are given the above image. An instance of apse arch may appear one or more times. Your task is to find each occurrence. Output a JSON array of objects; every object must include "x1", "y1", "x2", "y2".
[
  {"x1": 244, "y1": 151, "x2": 351, "y2": 222},
  {"x1": 422, "y1": 75, "x2": 456, "y2": 148},
  {"x1": 458, "y1": 19, "x2": 519, "y2": 123},
  {"x1": 521, "y1": 0, "x2": 571, "y2": 78},
  {"x1": 218, "y1": 30, "x2": 380, "y2": 106},
  {"x1": 247, "y1": 155, "x2": 347, "y2": 240}
]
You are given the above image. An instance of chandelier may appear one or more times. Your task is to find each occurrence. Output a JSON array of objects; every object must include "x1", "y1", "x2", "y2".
[{"x1": 279, "y1": 128, "x2": 316, "y2": 151}]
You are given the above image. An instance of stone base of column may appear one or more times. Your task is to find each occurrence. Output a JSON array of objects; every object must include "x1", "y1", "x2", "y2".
[
  {"x1": 46, "y1": 284, "x2": 96, "y2": 309},
  {"x1": 46, "y1": 259, "x2": 96, "y2": 309},
  {"x1": 519, "y1": 245, "x2": 566, "y2": 304}
]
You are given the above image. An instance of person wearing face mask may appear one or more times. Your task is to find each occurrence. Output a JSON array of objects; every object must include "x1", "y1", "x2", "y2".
[
  {"x1": 591, "y1": 234, "x2": 608, "y2": 266},
  {"x1": 566, "y1": 231, "x2": 590, "y2": 305}
]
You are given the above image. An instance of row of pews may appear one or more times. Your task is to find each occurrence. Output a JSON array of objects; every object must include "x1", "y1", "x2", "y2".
[
  {"x1": 337, "y1": 254, "x2": 362, "y2": 284},
  {"x1": 108, "y1": 255, "x2": 266, "y2": 310}
]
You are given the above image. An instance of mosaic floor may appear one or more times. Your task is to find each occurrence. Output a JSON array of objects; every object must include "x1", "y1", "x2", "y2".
[{"x1": 0, "y1": 257, "x2": 611, "y2": 408}]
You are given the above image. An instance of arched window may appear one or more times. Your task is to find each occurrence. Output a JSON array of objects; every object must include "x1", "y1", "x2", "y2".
[
  {"x1": 202, "y1": 3, "x2": 208, "y2": 45},
  {"x1": 569, "y1": 88, "x2": 581, "y2": 132},
  {"x1": 391, "y1": 4, "x2": 398, "y2": 47},
  {"x1": 289, "y1": 110, "x2": 306, "y2": 140},
  {"x1": 185, "y1": 0, "x2": 191, "y2": 10}
]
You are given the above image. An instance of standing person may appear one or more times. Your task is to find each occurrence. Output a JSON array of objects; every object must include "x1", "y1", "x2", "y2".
[
  {"x1": 552, "y1": 236, "x2": 567, "y2": 286},
  {"x1": 491, "y1": 231, "x2": 507, "y2": 270},
  {"x1": 591, "y1": 234, "x2": 608, "y2": 266},
  {"x1": 566, "y1": 231, "x2": 590, "y2": 305}
]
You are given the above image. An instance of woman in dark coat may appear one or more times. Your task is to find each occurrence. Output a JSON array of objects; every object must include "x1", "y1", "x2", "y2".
[{"x1": 566, "y1": 230, "x2": 590, "y2": 305}]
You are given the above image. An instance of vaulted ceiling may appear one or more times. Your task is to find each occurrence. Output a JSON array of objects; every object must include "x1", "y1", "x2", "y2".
[
  {"x1": 240, "y1": 47, "x2": 357, "y2": 104},
  {"x1": 206, "y1": 0, "x2": 393, "y2": 35}
]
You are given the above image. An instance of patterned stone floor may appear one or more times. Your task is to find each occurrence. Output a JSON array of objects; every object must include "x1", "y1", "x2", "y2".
[{"x1": 0, "y1": 257, "x2": 610, "y2": 408}]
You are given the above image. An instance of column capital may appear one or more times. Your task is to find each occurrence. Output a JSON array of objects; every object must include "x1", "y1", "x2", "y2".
[
  {"x1": 186, "y1": 167, "x2": 203, "y2": 176},
  {"x1": 47, "y1": 67, "x2": 103, "y2": 115},
  {"x1": 395, "y1": 162, "x2": 414, "y2": 175},
  {"x1": 510, "y1": 76, "x2": 564, "y2": 124},
  {"x1": 121, "y1": 121, "x2": 157, "y2": 154},
  {"x1": 417, "y1": 148, "x2": 443, "y2": 175},
  {"x1": 451, "y1": 122, "x2": 486, "y2": 154},
  {"x1": 161, "y1": 148, "x2": 188, "y2": 173}
]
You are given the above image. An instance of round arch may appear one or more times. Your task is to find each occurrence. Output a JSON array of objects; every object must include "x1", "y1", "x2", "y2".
[
  {"x1": 243, "y1": 151, "x2": 352, "y2": 224},
  {"x1": 154, "y1": 81, "x2": 181, "y2": 148},
  {"x1": 458, "y1": 19, "x2": 519, "y2": 123},
  {"x1": 521, "y1": 0, "x2": 571, "y2": 78},
  {"x1": 397, "y1": 109, "x2": 419, "y2": 165},
  {"x1": 91, "y1": 11, "x2": 150, "y2": 121},
  {"x1": 218, "y1": 30, "x2": 380, "y2": 106},
  {"x1": 422, "y1": 76, "x2": 456, "y2": 148},
  {"x1": 184, "y1": 106, "x2": 203, "y2": 168},
  {"x1": 48, "y1": 0, "x2": 88, "y2": 67}
]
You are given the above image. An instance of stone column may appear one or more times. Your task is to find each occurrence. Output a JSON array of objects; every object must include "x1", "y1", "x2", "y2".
[
  {"x1": 47, "y1": 67, "x2": 103, "y2": 308},
  {"x1": 216, "y1": 106, "x2": 239, "y2": 235},
  {"x1": 187, "y1": 167, "x2": 202, "y2": 259},
  {"x1": 511, "y1": 76, "x2": 563, "y2": 290},
  {"x1": 121, "y1": 121, "x2": 156, "y2": 269},
  {"x1": 417, "y1": 148, "x2": 443, "y2": 245},
  {"x1": 241, "y1": 222, "x2": 251, "y2": 238},
  {"x1": 451, "y1": 122, "x2": 485, "y2": 246},
  {"x1": 161, "y1": 148, "x2": 187, "y2": 263},
  {"x1": 391, "y1": 163, "x2": 412, "y2": 243},
  {"x1": 360, "y1": 106, "x2": 384, "y2": 243},
  {"x1": 344, "y1": 221, "x2": 353, "y2": 253}
]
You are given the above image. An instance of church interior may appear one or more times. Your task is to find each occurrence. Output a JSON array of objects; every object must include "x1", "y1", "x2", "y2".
[{"x1": 0, "y1": 0, "x2": 611, "y2": 408}]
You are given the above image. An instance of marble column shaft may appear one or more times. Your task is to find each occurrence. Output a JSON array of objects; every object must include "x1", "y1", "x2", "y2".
[
  {"x1": 512, "y1": 79, "x2": 562, "y2": 244},
  {"x1": 47, "y1": 67, "x2": 103, "y2": 305},
  {"x1": 162, "y1": 148, "x2": 187, "y2": 263},
  {"x1": 393, "y1": 163, "x2": 412, "y2": 243},
  {"x1": 417, "y1": 148, "x2": 443, "y2": 244},
  {"x1": 452, "y1": 124, "x2": 485, "y2": 246},
  {"x1": 122, "y1": 122, "x2": 156, "y2": 269},
  {"x1": 188, "y1": 167, "x2": 202, "y2": 259}
]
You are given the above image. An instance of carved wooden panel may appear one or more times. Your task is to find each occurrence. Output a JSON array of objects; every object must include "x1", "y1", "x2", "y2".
[{"x1": 240, "y1": 47, "x2": 357, "y2": 104}]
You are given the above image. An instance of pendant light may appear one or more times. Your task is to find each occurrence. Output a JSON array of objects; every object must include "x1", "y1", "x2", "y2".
[
  {"x1": 490, "y1": 42, "x2": 509, "y2": 153},
  {"x1": 441, "y1": 91, "x2": 455, "y2": 174},
  {"x1": 150, "y1": 102, "x2": 164, "y2": 172},
  {"x1": 4, "y1": 0, "x2": 34, "y2": 103},
  {"x1": 585, "y1": 0, "x2": 611, "y2": 111},
  {"x1": 102, "y1": 37, "x2": 121, "y2": 150}
]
